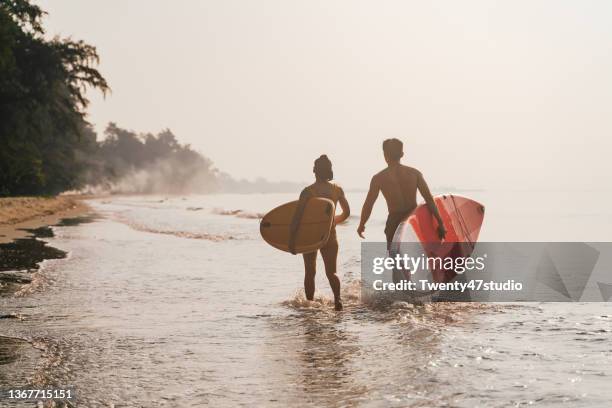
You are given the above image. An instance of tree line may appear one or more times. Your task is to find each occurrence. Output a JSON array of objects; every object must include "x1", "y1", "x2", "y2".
[
  {"x1": 0, "y1": 0, "x2": 305, "y2": 196},
  {"x1": 0, "y1": 0, "x2": 217, "y2": 196}
]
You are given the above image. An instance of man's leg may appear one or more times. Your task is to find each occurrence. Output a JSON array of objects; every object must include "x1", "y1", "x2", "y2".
[{"x1": 386, "y1": 212, "x2": 411, "y2": 283}]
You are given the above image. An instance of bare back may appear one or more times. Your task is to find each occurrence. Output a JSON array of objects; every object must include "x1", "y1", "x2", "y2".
[
  {"x1": 375, "y1": 165, "x2": 422, "y2": 214},
  {"x1": 304, "y1": 181, "x2": 342, "y2": 205}
]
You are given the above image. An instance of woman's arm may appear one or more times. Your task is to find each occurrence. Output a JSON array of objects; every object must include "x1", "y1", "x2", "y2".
[
  {"x1": 334, "y1": 187, "x2": 350, "y2": 225},
  {"x1": 288, "y1": 189, "x2": 310, "y2": 254}
]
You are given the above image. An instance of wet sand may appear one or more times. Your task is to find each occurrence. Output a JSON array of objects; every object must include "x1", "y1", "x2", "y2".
[
  {"x1": 0, "y1": 197, "x2": 91, "y2": 398},
  {"x1": 0, "y1": 206, "x2": 98, "y2": 396},
  {"x1": 0, "y1": 196, "x2": 91, "y2": 244},
  {"x1": 0, "y1": 196, "x2": 92, "y2": 297}
]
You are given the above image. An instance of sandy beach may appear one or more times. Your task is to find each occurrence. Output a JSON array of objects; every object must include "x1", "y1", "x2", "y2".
[{"x1": 0, "y1": 196, "x2": 91, "y2": 244}]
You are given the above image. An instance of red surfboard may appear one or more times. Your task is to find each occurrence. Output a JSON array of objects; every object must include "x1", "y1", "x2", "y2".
[{"x1": 391, "y1": 194, "x2": 485, "y2": 283}]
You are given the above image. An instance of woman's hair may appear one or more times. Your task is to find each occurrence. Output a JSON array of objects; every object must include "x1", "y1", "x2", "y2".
[{"x1": 313, "y1": 154, "x2": 333, "y2": 181}]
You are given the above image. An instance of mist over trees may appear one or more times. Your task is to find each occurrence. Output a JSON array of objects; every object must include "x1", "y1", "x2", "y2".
[
  {"x1": 82, "y1": 124, "x2": 218, "y2": 194},
  {"x1": 83, "y1": 124, "x2": 304, "y2": 194},
  {"x1": 0, "y1": 0, "x2": 302, "y2": 196}
]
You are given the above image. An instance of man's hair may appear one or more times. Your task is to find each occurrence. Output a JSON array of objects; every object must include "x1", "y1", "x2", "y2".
[{"x1": 383, "y1": 138, "x2": 403, "y2": 161}]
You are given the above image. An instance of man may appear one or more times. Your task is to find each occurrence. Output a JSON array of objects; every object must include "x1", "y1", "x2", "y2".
[{"x1": 357, "y1": 138, "x2": 446, "y2": 247}]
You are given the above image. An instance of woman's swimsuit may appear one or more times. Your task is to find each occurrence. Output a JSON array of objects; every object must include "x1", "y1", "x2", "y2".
[{"x1": 305, "y1": 183, "x2": 342, "y2": 247}]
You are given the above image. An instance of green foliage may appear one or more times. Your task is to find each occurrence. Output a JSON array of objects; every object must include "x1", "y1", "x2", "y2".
[
  {"x1": 0, "y1": 0, "x2": 109, "y2": 196},
  {"x1": 0, "y1": 0, "x2": 218, "y2": 196}
]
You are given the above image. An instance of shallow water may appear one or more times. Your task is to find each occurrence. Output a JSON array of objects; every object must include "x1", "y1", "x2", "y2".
[{"x1": 0, "y1": 192, "x2": 611, "y2": 407}]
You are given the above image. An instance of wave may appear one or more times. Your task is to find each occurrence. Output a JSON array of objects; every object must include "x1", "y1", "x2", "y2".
[
  {"x1": 212, "y1": 208, "x2": 264, "y2": 219},
  {"x1": 127, "y1": 224, "x2": 235, "y2": 241},
  {"x1": 114, "y1": 215, "x2": 237, "y2": 241},
  {"x1": 13, "y1": 268, "x2": 50, "y2": 297}
]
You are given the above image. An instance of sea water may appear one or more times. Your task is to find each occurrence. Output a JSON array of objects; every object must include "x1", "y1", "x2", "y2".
[{"x1": 0, "y1": 191, "x2": 611, "y2": 407}]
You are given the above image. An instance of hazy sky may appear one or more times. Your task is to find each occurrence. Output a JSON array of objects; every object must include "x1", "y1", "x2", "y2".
[{"x1": 36, "y1": 1, "x2": 612, "y2": 190}]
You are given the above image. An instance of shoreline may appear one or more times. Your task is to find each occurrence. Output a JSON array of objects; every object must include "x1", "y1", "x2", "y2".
[{"x1": 0, "y1": 196, "x2": 92, "y2": 244}]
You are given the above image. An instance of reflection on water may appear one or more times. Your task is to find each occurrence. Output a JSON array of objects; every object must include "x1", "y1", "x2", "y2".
[
  {"x1": 267, "y1": 299, "x2": 506, "y2": 407},
  {"x1": 0, "y1": 336, "x2": 30, "y2": 366},
  {"x1": 293, "y1": 315, "x2": 366, "y2": 405},
  {"x1": 0, "y1": 194, "x2": 611, "y2": 407}
]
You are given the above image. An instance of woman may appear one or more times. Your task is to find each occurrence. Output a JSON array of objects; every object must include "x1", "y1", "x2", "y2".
[{"x1": 288, "y1": 155, "x2": 350, "y2": 311}]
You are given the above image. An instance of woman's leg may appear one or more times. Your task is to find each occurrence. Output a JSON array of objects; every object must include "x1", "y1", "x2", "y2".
[
  {"x1": 320, "y1": 233, "x2": 342, "y2": 310},
  {"x1": 302, "y1": 251, "x2": 317, "y2": 300}
]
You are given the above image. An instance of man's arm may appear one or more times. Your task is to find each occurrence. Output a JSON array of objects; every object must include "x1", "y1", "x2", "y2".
[
  {"x1": 357, "y1": 176, "x2": 380, "y2": 238},
  {"x1": 416, "y1": 172, "x2": 446, "y2": 240}
]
